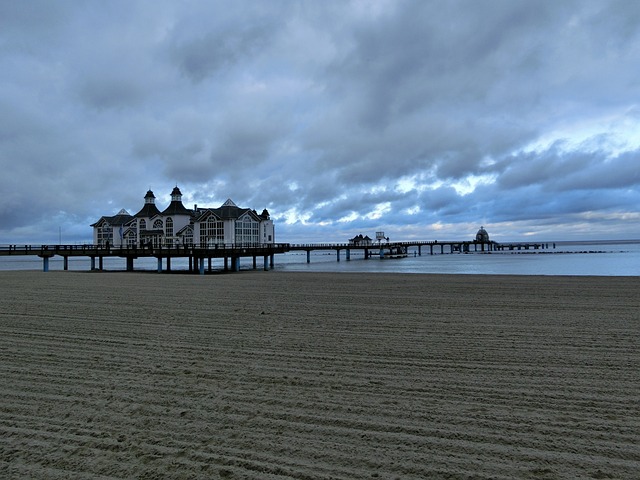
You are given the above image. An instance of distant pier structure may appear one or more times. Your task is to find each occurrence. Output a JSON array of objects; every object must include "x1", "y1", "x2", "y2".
[{"x1": 290, "y1": 226, "x2": 555, "y2": 263}]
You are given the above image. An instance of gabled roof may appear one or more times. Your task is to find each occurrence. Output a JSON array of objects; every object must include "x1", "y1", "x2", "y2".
[
  {"x1": 175, "y1": 224, "x2": 193, "y2": 236},
  {"x1": 194, "y1": 209, "x2": 222, "y2": 222},
  {"x1": 90, "y1": 210, "x2": 133, "y2": 227},
  {"x1": 193, "y1": 203, "x2": 257, "y2": 221},
  {"x1": 217, "y1": 205, "x2": 252, "y2": 220}
]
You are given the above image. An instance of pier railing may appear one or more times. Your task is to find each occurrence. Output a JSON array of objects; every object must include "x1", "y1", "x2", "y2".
[{"x1": 0, "y1": 243, "x2": 291, "y2": 256}]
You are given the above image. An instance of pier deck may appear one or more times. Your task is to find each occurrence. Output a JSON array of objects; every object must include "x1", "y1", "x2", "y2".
[
  {"x1": 0, "y1": 244, "x2": 291, "y2": 273},
  {"x1": 289, "y1": 240, "x2": 554, "y2": 262},
  {"x1": 1, "y1": 240, "x2": 553, "y2": 271}
]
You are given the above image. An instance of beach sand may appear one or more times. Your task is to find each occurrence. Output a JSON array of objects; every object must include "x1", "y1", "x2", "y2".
[{"x1": 0, "y1": 271, "x2": 638, "y2": 479}]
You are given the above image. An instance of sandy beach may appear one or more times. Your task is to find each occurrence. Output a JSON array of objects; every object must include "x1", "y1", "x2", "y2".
[{"x1": 0, "y1": 271, "x2": 638, "y2": 479}]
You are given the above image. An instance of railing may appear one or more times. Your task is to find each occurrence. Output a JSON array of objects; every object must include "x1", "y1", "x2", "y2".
[{"x1": 0, "y1": 243, "x2": 291, "y2": 255}]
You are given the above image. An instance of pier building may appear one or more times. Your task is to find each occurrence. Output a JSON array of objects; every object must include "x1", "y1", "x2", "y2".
[{"x1": 91, "y1": 187, "x2": 275, "y2": 248}]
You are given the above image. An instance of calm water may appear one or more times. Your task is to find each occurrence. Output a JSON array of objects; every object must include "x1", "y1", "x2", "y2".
[{"x1": 1, "y1": 241, "x2": 638, "y2": 276}]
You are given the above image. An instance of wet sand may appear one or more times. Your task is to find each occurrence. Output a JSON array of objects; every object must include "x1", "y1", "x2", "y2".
[{"x1": 1, "y1": 271, "x2": 639, "y2": 479}]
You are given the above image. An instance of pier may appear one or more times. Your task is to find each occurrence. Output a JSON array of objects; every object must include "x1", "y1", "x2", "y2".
[
  {"x1": 0, "y1": 239, "x2": 554, "y2": 272},
  {"x1": 0, "y1": 244, "x2": 290, "y2": 274},
  {"x1": 289, "y1": 240, "x2": 555, "y2": 262}
]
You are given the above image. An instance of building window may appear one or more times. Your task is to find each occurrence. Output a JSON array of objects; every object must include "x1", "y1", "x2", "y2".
[
  {"x1": 235, "y1": 217, "x2": 259, "y2": 245},
  {"x1": 139, "y1": 219, "x2": 146, "y2": 231},
  {"x1": 166, "y1": 217, "x2": 173, "y2": 237},
  {"x1": 97, "y1": 224, "x2": 113, "y2": 246},
  {"x1": 181, "y1": 228, "x2": 194, "y2": 245},
  {"x1": 153, "y1": 219, "x2": 163, "y2": 230},
  {"x1": 200, "y1": 217, "x2": 224, "y2": 246}
]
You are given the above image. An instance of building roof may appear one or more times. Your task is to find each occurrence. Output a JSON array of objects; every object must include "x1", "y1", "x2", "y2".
[
  {"x1": 161, "y1": 200, "x2": 191, "y2": 216},
  {"x1": 90, "y1": 209, "x2": 133, "y2": 227},
  {"x1": 134, "y1": 203, "x2": 162, "y2": 218},
  {"x1": 476, "y1": 226, "x2": 490, "y2": 242}
]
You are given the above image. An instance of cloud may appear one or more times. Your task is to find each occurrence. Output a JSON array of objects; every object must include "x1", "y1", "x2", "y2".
[{"x1": 1, "y1": 0, "x2": 639, "y2": 244}]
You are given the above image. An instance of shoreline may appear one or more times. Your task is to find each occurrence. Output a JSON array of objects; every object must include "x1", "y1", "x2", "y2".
[{"x1": 1, "y1": 271, "x2": 638, "y2": 478}]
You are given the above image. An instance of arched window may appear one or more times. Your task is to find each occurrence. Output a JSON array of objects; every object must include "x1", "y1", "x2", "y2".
[
  {"x1": 153, "y1": 219, "x2": 163, "y2": 230},
  {"x1": 235, "y1": 216, "x2": 259, "y2": 244},
  {"x1": 165, "y1": 217, "x2": 173, "y2": 236},
  {"x1": 199, "y1": 216, "x2": 224, "y2": 245}
]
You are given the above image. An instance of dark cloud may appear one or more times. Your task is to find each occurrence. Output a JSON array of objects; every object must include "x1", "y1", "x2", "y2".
[{"x1": 1, "y1": 0, "x2": 639, "y2": 244}]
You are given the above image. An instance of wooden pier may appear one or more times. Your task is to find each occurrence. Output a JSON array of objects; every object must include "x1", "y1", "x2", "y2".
[
  {"x1": 0, "y1": 239, "x2": 555, "y2": 272},
  {"x1": 0, "y1": 244, "x2": 291, "y2": 274},
  {"x1": 289, "y1": 240, "x2": 555, "y2": 263}
]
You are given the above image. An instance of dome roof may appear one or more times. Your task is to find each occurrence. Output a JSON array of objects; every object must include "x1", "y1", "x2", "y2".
[{"x1": 476, "y1": 226, "x2": 489, "y2": 242}]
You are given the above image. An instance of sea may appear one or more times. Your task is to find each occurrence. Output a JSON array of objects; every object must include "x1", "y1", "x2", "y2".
[{"x1": 1, "y1": 240, "x2": 638, "y2": 276}]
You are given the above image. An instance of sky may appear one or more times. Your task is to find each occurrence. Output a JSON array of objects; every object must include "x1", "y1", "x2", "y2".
[{"x1": 1, "y1": 0, "x2": 639, "y2": 245}]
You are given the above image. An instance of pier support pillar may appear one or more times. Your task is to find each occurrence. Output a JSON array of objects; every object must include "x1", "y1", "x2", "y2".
[
  {"x1": 99, "y1": 256, "x2": 103, "y2": 270},
  {"x1": 63, "y1": 256, "x2": 68, "y2": 271},
  {"x1": 263, "y1": 255, "x2": 269, "y2": 271},
  {"x1": 253, "y1": 256, "x2": 257, "y2": 269},
  {"x1": 224, "y1": 257, "x2": 229, "y2": 271},
  {"x1": 430, "y1": 245, "x2": 433, "y2": 255},
  {"x1": 230, "y1": 257, "x2": 239, "y2": 272},
  {"x1": 379, "y1": 247, "x2": 384, "y2": 259},
  {"x1": 306, "y1": 250, "x2": 311, "y2": 263},
  {"x1": 199, "y1": 258, "x2": 205, "y2": 275},
  {"x1": 336, "y1": 249, "x2": 340, "y2": 262},
  {"x1": 365, "y1": 248, "x2": 369, "y2": 259},
  {"x1": 126, "y1": 257, "x2": 134, "y2": 271},
  {"x1": 90, "y1": 256, "x2": 96, "y2": 270},
  {"x1": 440, "y1": 244, "x2": 444, "y2": 254},
  {"x1": 166, "y1": 256, "x2": 171, "y2": 272},
  {"x1": 208, "y1": 257, "x2": 212, "y2": 272},
  {"x1": 270, "y1": 254, "x2": 274, "y2": 268},
  {"x1": 43, "y1": 257, "x2": 49, "y2": 272},
  {"x1": 157, "y1": 257, "x2": 162, "y2": 273},
  {"x1": 418, "y1": 246, "x2": 421, "y2": 256},
  {"x1": 346, "y1": 249, "x2": 351, "y2": 261}
]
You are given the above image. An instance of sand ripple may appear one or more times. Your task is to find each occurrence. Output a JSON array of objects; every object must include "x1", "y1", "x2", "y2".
[{"x1": 1, "y1": 272, "x2": 639, "y2": 479}]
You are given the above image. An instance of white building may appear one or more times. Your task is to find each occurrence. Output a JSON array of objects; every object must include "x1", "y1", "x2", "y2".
[{"x1": 91, "y1": 187, "x2": 274, "y2": 247}]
